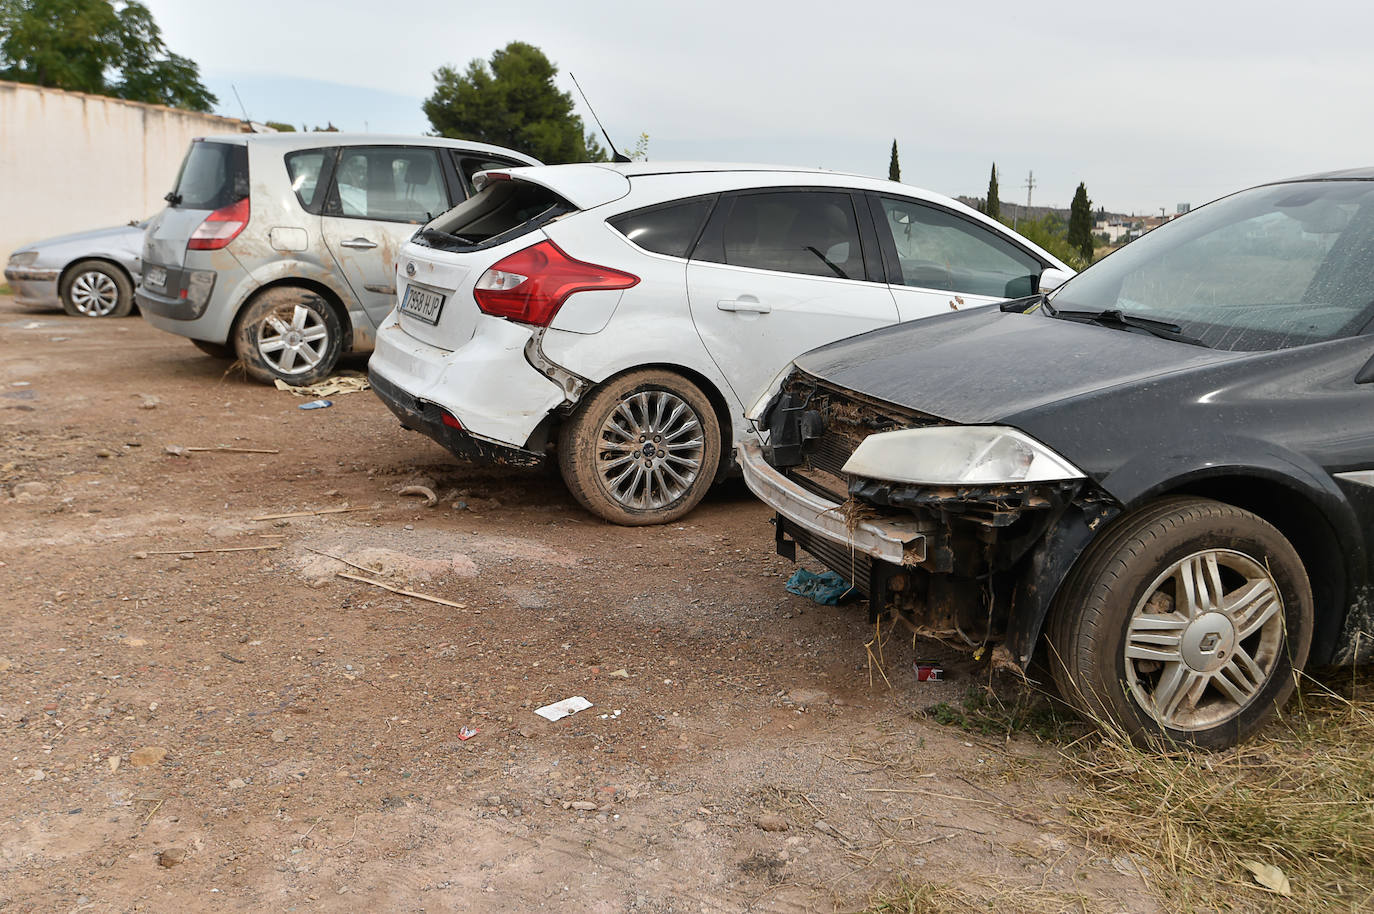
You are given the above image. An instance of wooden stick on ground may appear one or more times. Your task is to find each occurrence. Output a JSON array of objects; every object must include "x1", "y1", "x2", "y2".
[
  {"x1": 303, "y1": 546, "x2": 381, "y2": 576},
  {"x1": 335, "y1": 571, "x2": 471, "y2": 611},
  {"x1": 139, "y1": 545, "x2": 281, "y2": 555},
  {"x1": 251, "y1": 505, "x2": 371, "y2": 522},
  {"x1": 185, "y1": 446, "x2": 281, "y2": 454}
]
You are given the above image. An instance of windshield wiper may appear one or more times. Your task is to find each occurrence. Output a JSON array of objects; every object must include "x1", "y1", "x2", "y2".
[
  {"x1": 999, "y1": 293, "x2": 1046, "y2": 313},
  {"x1": 1048, "y1": 306, "x2": 1207, "y2": 346}
]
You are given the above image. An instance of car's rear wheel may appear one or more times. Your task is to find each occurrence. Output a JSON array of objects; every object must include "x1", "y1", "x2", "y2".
[
  {"x1": 1046, "y1": 496, "x2": 1312, "y2": 749},
  {"x1": 60, "y1": 260, "x2": 133, "y2": 318},
  {"x1": 234, "y1": 288, "x2": 342, "y2": 386},
  {"x1": 191, "y1": 339, "x2": 235, "y2": 360},
  {"x1": 558, "y1": 370, "x2": 721, "y2": 526}
]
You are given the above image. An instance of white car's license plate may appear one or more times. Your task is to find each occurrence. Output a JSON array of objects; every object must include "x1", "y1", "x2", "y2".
[
  {"x1": 400, "y1": 284, "x2": 446, "y2": 324},
  {"x1": 144, "y1": 266, "x2": 167, "y2": 290}
]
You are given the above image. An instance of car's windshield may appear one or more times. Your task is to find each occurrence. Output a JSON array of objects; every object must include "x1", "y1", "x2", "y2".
[{"x1": 1048, "y1": 180, "x2": 1374, "y2": 350}]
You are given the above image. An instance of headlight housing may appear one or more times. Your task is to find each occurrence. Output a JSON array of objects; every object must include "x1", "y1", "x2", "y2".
[
  {"x1": 7, "y1": 250, "x2": 39, "y2": 267},
  {"x1": 841, "y1": 425, "x2": 1084, "y2": 486},
  {"x1": 746, "y1": 362, "x2": 795, "y2": 423}
]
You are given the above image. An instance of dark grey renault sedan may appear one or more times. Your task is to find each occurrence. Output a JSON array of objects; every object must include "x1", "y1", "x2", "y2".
[{"x1": 741, "y1": 168, "x2": 1374, "y2": 748}]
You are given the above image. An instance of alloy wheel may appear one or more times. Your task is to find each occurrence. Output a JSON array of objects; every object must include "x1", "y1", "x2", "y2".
[
  {"x1": 256, "y1": 304, "x2": 330, "y2": 375},
  {"x1": 1124, "y1": 548, "x2": 1286, "y2": 731},
  {"x1": 596, "y1": 390, "x2": 705, "y2": 510},
  {"x1": 69, "y1": 270, "x2": 120, "y2": 316}
]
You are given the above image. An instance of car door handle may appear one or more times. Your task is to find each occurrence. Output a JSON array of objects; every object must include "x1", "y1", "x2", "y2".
[
  {"x1": 340, "y1": 237, "x2": 378, "y2": 249},
  {"x1": 717, "y1": 297, "x2": 771, "y2": 314}
]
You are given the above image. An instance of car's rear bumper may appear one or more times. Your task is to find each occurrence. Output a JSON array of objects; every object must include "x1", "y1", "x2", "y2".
[
  {"x1": 737, "y1": 440, "x2": 928, "y2": 567},
  {"x1": 4, "y1": 267, "x2": 60, "y2": 307},
  {"x1": 369, "y1": 366, "x2": 546, "y2": 467},
  {"x1": 137, "y1": 254, "x2": 248, "y2": 343},
  {"x1": 368, "y1": 312, "x2": 566, "y2": 449}
]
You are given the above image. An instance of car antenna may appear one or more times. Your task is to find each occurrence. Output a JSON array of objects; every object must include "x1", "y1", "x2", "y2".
[
  {"x1": 231, "y1": 84, "x2": 252, "y2": 124},
  {"x1": 569, "y1": 73, "x2": 630, "y2": 163}
]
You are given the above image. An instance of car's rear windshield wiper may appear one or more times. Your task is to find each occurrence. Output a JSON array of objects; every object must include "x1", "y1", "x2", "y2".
[{"x1": 1046, "y1": 305, "x2": 1207, "y2": 346}]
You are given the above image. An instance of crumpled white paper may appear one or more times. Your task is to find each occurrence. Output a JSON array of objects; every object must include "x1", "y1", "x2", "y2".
[{"x1": 533, "y1": 696, "x2": 593, "y2": 721}]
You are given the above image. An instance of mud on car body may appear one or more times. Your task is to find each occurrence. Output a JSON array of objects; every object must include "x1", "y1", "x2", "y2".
[
  {"x1": 137, "y1": 133, "x2": 537, "y2": 385},
  {"x1": 743, "y1": 169, "x2": 1374, "y2": 748}
]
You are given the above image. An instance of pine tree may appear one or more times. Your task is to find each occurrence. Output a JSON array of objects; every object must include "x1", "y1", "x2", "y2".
[
  {"x1": 424, "y1": 42, "x2": 606, "y2": 164},
  {"x1": 985, "y1": 163, "x2": 1000, "y2": 219},
  {"x1": 1068, "y1": 182, "x2": 1095, "y2": 262},
  {"x1": 888, "y1": 140, "x2": 900, "y2": 181}
]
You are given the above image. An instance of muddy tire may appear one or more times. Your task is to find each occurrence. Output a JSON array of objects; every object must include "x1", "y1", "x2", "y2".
[
  {"x1": 1046, "y1": 497, "x2": 1312, "y2": 749},
  {"x1": 558, "y1": 370, "x2": 721, "y2": 526},
  {"x1": 234, "y1": 287, "x2": 342, "y2": 386},
  {"x1": 60, "y1": 260, "x2": 133, "y2": 318},
  {"x1": 191, "y1": 339, "x2": 235, "y2": 360}
]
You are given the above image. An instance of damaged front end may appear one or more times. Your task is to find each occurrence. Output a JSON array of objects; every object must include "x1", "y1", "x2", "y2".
[{"x1": 752, "y1": 369, "x2": 1121, "y2": 668}]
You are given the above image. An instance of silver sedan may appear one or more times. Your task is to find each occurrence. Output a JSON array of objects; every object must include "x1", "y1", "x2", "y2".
[{"x1": 4, "y1": 221, "x2": 146, "y2": 317}]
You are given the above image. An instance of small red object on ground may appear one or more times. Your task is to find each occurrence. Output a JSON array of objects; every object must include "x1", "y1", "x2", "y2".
[
  {"x1": 458, "y1": 726, "x2": 479, "y2": 741},
  {"x1": 914, "y1": 662, "x2": 944, "y2": 682}
]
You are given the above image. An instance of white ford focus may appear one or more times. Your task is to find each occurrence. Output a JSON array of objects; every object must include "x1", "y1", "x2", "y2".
[{"x1": 369, "y1": 162, "x2": 1072, "y2": 525}]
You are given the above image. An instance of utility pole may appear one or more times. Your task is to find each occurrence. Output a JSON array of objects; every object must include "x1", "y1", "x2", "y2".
[{"x1": 1015, "y1": 170, "x2": 1036, "y2": 230}]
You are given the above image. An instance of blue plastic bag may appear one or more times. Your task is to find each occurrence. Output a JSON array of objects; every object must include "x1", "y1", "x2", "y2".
[
  {"x1": 298, "y1": 399, "x2": 332, "y2": 410},
  {"x1": 785, "y1": 568, "x2": 857, "y2": 605}
]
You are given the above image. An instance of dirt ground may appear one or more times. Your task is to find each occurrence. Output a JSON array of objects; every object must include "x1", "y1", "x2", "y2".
[{"x1": 0, "y1": 297, "x2": 1157, "y2": 913}]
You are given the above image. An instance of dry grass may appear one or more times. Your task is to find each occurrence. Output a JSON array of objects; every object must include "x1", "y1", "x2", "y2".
[
  {"x1": 1059, "y1": 670, "x2": 1374, "y2": 912},
  {"x1": 865, "y1": 879, "x2": 1090, "y2": 913},
  {"x1": 0, "y1": 283, "x2": 12, "y2": 297}
]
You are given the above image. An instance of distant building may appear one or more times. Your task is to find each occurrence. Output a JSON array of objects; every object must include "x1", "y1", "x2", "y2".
[
  {"x1": 1094, "y1": 219, "x2": 1137, "y2": 244},
  {"x1": 1177, "y1": 203, "x2": 1191, "y2": 215}
]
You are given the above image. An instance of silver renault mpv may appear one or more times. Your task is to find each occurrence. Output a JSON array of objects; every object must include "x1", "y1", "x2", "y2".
[{"x1": 137, "y1": 133, "x2": 538, "y2": 384}]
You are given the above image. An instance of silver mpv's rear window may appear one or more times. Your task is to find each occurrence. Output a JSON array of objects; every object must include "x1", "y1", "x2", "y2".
[{"x1": 169, "y1": 141, "x2": 248, "y2": 210}]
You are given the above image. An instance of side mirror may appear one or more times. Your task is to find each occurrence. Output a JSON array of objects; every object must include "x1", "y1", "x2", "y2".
[{"x1": 1038, "y1": 267, "x2": 1072, "y2": 293}]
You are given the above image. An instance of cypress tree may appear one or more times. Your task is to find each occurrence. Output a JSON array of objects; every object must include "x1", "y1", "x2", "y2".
[
  {"x1": 985, "y1": 163, "x2": 1000, "y2": 219},
  {"x1": 1068, "y1": 182, "x2": 1095, "y2": 262},
  {"x1": 888, "y1": 140, "x2": 900, "y2": 181}
]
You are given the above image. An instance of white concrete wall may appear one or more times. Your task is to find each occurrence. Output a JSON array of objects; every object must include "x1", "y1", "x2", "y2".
[{"x1": 0, "y1": 80, "x2": 246, "y2": 270}]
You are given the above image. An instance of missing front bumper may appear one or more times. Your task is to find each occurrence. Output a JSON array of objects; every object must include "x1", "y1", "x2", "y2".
[{"x1": 738, "y1": 440, "x2": 927, "y2": 566}]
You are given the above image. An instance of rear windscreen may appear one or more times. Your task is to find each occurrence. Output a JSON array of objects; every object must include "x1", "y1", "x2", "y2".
[
  {"x1": 171, "y1": 141, "x2": 249, "y2": 210},
  {"x1": 416, "y1": 180, "x2": 573, "y2": 252}
]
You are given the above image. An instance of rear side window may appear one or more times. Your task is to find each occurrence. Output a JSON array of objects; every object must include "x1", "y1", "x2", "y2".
[
  {"x1": 326, "y1": 147, "x2": 450, "y2": 223},
  {"x1": 416, "y1": 179, "x2": 574, "y2": 253},
  {"x1": 697, "y1": 191, "x2": 866, "y2": 280},
  {"x1": 284, "y1": 149, "x2": 332, "y2": 212},
  {"x1": 609, "y1": 197, "x2": 714, "y2": 258},
  {"x1": 170, "y1": 141, "x2": 248, "y2": 210}
]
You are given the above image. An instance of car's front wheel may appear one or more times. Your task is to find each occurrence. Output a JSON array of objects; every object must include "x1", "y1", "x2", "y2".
[
  {"x1": 60, "y1": 260, "x2": 133, "y2": 318},
  {"x1": 558, "y1": 370, "x2": 722, "y2": 526},
  {"x1": 1047, "y1": 497, "x2": 1312, "y2": 749},
  {"x1": 234, "y1": 288, "x2": 342, "y2": 386}
]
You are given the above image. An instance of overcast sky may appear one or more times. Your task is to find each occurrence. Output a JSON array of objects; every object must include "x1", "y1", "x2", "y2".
[{"x1": 142, "y1": 0, "x2": 1370, "y2": 215}]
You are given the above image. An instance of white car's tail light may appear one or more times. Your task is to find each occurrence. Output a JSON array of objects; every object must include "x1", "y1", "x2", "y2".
[{"x1": 473, "y1": 240, "x2": 638, "y2": 326}]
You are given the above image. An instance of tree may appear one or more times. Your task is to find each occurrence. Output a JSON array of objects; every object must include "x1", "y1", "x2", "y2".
[
  {"x1": 424, "y1": 42, "x2": 607, "y2": 165},
  {"x1": 1067, "y1": 182, "x2": 1094, "y2": 263},
  {"x1": 984, "y1": 163, "x2": 1000, "y2": 220},
  {"x1": 0, "y1": 0, "x2": 216, "y2": 111},
  {"x1": 627, "y1": 132, "x2": 650, "y2": 162},
  {"x1": 888, "y1": 140, "x2": 900, "y2": 182}
]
